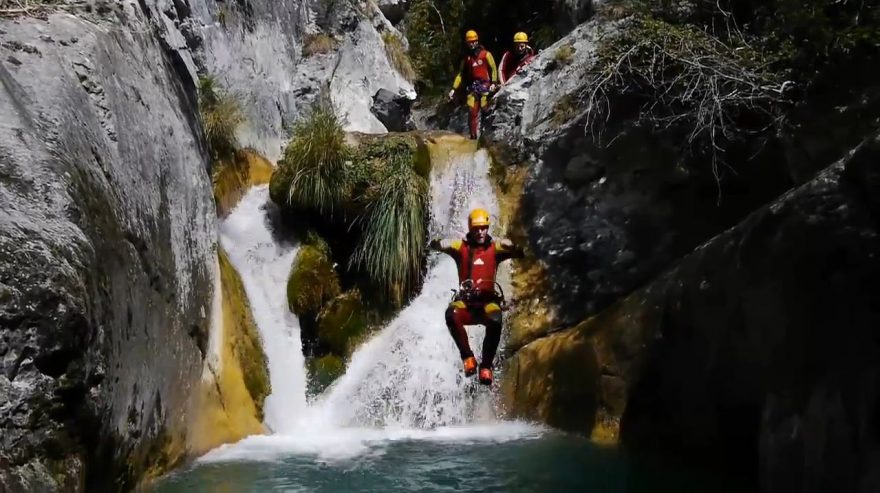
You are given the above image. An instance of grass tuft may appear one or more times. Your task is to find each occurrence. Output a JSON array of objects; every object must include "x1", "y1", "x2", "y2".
[
  {"x1": 199, "y1": 75, "x2": 245, "y2": 163},
  {"x1": 382, "y1": 31, "x2": 416, "y2": 81},
  {"x1": 350, "y1": 152, "x2": 428, "y2": 306},
  {"x1": 278, "y1": 102, "x2": 351, "y2": 216}
]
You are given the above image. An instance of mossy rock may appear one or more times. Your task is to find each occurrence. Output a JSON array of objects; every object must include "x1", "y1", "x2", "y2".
[
  {"x1": 306, "y1": 354, "x2": 345, "y2": 397},
  {"x1": 317, "y1": 289, "x2": 369, "y2": 356},
  {"x1": 268, "y1": 160, "x2": 293, "y2": 207},
  {"x1": 287, "y1": 236, "x2": 341, "y2": 317},
  {"x1": 218, "y1": 248, "x2": 271, "y2": 419}
]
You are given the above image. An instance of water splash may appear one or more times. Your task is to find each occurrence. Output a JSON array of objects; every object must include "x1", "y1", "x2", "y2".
[
  {"x1": 306, "y1": 146, "x2": 509, "y2": 429},
  {"x1": 212, "y1": 142, "x2": 538, "y2": 463},
  {"x1": 218, "y1": 186, "x2": 306, "y2": 433}
]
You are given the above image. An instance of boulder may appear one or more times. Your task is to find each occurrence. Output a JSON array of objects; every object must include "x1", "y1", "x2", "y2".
[
  {"x1": 501, "y1": 131, "x2": 880, "y2": 490},
  {"x1": 371, "y1": 88, "x2": 416, "y2": 132}
]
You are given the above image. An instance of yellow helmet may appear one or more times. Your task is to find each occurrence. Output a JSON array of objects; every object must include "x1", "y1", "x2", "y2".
[
  {"x1": 513, "y1": 32, "x2": 529, "y2": 43},
  {"x1": 468, "y1": 208, "x2": 491, "y2": 229},
  {"x1": 465, "y1": 30, "x2": 479, "y2": 42}
]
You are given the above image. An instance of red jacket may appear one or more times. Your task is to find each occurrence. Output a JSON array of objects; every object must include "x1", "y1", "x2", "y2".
[
  {"x1": 452, "y1": 47, "x2": 499, "y2": 90},
  {"x1": 431, "y1": 235, "x2": 523, "y2": 300},
  {"x1": 499, "y1": 46, "x2": 536, "y2": 84}
]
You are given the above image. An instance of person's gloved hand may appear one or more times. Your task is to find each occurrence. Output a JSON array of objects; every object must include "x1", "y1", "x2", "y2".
[
  {"x1": 429, "y1": 239, "x2": 441, "y2": 250},
  {"x1": 448, "y1": 89, "x2": 455, "y2": 100}
]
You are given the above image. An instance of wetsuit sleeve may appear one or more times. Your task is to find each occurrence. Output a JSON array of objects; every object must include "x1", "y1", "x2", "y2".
[
  {"x1": 452, "y1": 59, "x2": 465, "y2": 90},
  {"x1": 499, "y1": 52, "x2": 510, "y2": 84},
  {"x1": 494, "y1": 238, "x2": 524, "y2": 262},
  {"x1": 430, "y1": 238, "x2": 464, "y2": 258},
  {"x1": 486, "y1": 51, "x2": 498, "y2": 84}
]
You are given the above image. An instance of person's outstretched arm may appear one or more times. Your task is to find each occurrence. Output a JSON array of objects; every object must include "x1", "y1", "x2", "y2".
[
  {"x1": 494, "y1": 238, "x2": 525, "y2": 262},
  {"x1": 430, "y1": 238, "x2": 464, "y2": 258}
]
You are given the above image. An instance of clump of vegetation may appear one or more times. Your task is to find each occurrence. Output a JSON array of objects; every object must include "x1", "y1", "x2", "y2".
[
  {"x1": 302, "y1": 32, "x2": 339, "y2": 57},
  {"x1": 271, "y1": 101, "x2": 430, "y2": 307},
  {"x1": 286, "y1": 233, "x2": 341, "y2": 317},
  {"x1": 583, "y1": 15, "x2": 786, "y2": 178},
  {"x1": 350, "y1": 150, "x2": 428, "y2": 305},
  {"x1": 276, "y1": 103, "x2": 350, "y2": 216},
  {"x1": 198, "y1": 75, "x2": 244, "y2": 163},
  {"x1": 382, "y1": 31, "x2": 416, "y2": 81},
  {"x1": 553, "y1": 44, "x2": 576, "y2": 66}
]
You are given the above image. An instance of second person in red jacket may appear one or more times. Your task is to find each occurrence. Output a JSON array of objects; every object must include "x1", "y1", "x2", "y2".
[{"x1": 448, "y1": 30, "x2": 498, "y2": 140}]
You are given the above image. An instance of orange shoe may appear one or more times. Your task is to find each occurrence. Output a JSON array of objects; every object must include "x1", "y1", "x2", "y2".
[
  {"x1": 479, "y1": 368, "x2": 493, "y2": 385},
  {"x1": 462, "y1": 356, "x2": 477, "y2": 376}
]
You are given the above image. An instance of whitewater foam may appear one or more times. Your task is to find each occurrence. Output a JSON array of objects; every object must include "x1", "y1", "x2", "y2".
[
  {"x1": 219, "y1": 186, "x2": 306, "y2": 433},
  {"x1": 212, "y1": 143, "x2": 541, "y2": 463}
]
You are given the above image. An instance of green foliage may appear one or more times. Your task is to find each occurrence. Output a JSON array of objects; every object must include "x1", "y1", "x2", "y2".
[
  {"x1": 277, "y1": 102, "x2": 351, "y2": 216},
  {"x1": 317, "y1": 289, "x2": 369, "y2": 356},
  {"x1": 198, "y1": 75, "x2": 244, "y2": 163},
  {"x1": 350, "y1": 149, "x2": 428, "y2": 306},
  {"x1": 287, "y1": 233, "x2": 341, "y2": 317},
  {"x1": 273, "y1": 105, "x2": 431, "y2": 307},
  {"x1": 382, "y1": 31, "x2": 416, "y2": 81}
]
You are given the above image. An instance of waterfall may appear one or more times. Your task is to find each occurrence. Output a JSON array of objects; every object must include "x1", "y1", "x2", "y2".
[
  {"x1": 218, "y1": 186, "x2": 307, "y2": 433},
  {"x1": 203, "y1": 140, "x2": 541, "y2": 464}
]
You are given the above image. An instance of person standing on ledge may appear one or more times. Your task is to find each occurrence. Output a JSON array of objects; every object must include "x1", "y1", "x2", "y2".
[{"x1": 448, "y1": 30, "x2": 499, "y2": 140}]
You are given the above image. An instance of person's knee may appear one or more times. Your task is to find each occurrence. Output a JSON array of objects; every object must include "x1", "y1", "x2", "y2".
[
  {"x1": 446, "y1": 301, "x2": 466, "y2": 326},
  {"x1": 484, "y1": 303, "x2": 502, "y2": 326}
]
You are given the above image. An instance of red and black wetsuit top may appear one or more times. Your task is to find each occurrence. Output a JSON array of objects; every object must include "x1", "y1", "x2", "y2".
[{"x1": 431, "y1": 234, "x2": 523, "y2": 302}]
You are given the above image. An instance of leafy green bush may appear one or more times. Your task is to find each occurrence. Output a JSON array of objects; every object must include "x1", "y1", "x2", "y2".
[
  {"x1": 272, "y1": 104, "x2": 431, "y2": 307},
  {"x1": 350, "y1": 147, "x2": 428, "y2": 306}
]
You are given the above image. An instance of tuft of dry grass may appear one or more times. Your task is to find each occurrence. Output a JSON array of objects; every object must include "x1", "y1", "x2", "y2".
[{"x1": 381, "y1": 31, "x2": 416, "y2": 81}]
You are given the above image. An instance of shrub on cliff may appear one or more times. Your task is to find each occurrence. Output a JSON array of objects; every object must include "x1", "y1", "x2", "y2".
[
  {"x1": 198, "y1": 75, "x2": 244, "y2": 163},
  {"x1": 272, "y1": 105, "x2": 430, "y2": 307},
  {"x1": 349, "y1": 140, "x2": 429, "y2": 305},
  {"x1": 382, "y1": 32, "x2": 416, "y2": 81},
  {"x1": 275, "y1": 102, "x2": 351, "y2": 216},
  {"x1": 584, "y1": 14, "x2": 787, "y2": 176}
]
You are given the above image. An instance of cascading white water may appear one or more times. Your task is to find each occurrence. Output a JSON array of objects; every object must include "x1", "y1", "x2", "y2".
[
  {"x1": 204, "y1": 143, "x2": 541, "y2": 464},
  {"x1": 218, "y1": 185, "x2": 307, "y2": 433},
  {"x1": 308, "y1": 147, "x2": 506, "y2": 429}
]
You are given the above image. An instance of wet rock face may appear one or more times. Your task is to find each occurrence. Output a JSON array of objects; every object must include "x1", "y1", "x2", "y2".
[
  {"x1": 502, "y1": 132, "x2": 880, "y2": 490},
  {"x1": 486, "y1": 20, "x2": 793, "y2": 325},
  {"x1": 620, "y1": 136, "x2": 880, "y2": 490},
  {"x1": 0, "y1": 8, "x2": 214, "y2": 492}
]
